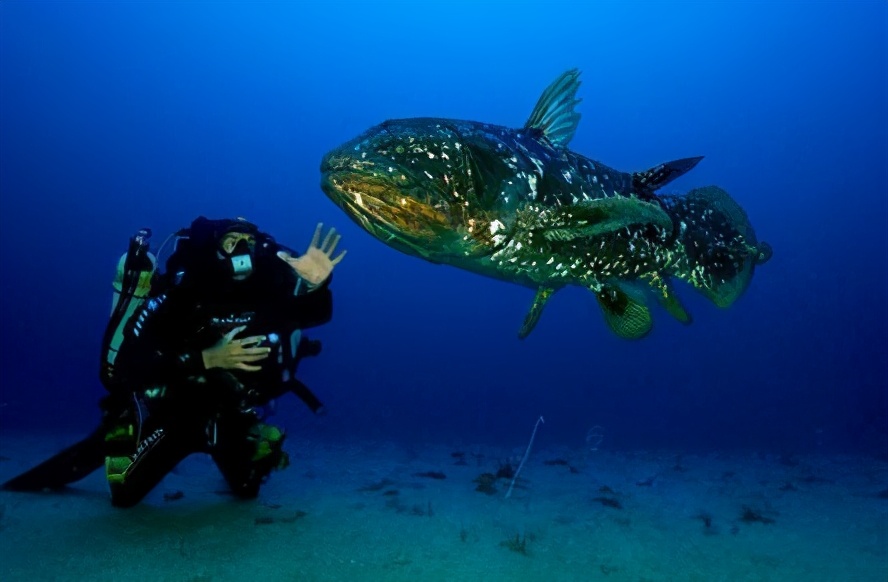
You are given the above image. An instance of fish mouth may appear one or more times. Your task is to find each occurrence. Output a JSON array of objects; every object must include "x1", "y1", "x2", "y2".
[{"x1": 320, "y1": 169, "x2": 450, "y2": 256}]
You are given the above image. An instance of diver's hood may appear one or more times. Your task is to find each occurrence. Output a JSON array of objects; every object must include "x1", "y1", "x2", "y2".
[
  {"x1": 165, "y1": 216, "x2": 276, "y2": 286},
  {"x1": 189, "y1": 216, "x2": 260, "y2": 249}
]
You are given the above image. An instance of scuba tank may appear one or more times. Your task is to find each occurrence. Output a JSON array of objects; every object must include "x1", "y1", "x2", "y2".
[
  {"x1": 110, "y1": 248, "x2": 156, "y2": 315},
  {"x1": 100, "y1": 228, "x2": 156, "y2": 391}
]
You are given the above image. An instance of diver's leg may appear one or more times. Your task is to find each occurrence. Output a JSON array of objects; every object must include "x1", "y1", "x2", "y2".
[
  {"x1": 210, "y1": 416, "x2": 288, "y2": 499},
  {"x1": 105, "y1": 425, "x2": 201, "y2": 508}
]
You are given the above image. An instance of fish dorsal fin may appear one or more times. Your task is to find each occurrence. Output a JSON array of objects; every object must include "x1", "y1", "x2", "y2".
[
  {"x1": 633, "y1": 156, "x2": 704, "y2": 192},
  {"x1": 524, "y1": 69, "x2": 582, "y2": 148}
]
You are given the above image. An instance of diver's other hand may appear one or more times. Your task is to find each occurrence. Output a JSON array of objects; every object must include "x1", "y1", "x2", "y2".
[
  {"x1": 277, "y1": 222, "x2": 347, "y2": 286},
  {"x1": 201, "y1": 325, "x2": 270, "y2": 372}
]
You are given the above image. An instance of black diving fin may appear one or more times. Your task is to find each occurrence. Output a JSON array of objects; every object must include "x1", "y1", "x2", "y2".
[{"x1": 2, "y1": 427, "x2": 105, "y2": 492}]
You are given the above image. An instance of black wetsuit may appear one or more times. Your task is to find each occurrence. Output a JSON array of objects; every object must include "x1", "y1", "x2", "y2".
[{"x1": 102, "y1": 241, "x2": 332, "y2": 507}]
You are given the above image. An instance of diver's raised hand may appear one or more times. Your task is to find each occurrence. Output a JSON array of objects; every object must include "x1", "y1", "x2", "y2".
[
  {"x1": 201, "y1": 325, "x2": 270, "y2": 372},
  {"x1": 277, "y1": 222, "x2": 346, "y2": 286}
]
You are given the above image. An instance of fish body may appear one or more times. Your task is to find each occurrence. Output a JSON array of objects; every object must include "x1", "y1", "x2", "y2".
[{"x1": 321, "y1": 70, "x2": 771, "y2": 339}]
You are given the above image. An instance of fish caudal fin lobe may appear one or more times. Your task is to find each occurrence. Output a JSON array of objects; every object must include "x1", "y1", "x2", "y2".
[
  {"x1": 519, "y1": 287, "x2": 555, "y2": 339},
  {"x1": 666, "y1": 186, "x2": 772, "y2": 308},
  {"x1": 595, "y1": 284, "x2": 653, "y2": 340},
  {"x1": 633, "y1": 156, "x2": 704, "y2": 191},
  {"x1": 524, "y1": 69, "x2": 582, "y2": 148}
]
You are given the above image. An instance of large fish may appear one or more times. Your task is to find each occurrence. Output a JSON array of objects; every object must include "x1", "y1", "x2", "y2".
[{"x1": 320, "y1": 69, "x2": 772, "y2": 339}]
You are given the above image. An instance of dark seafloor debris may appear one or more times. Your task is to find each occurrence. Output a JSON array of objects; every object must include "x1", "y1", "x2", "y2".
[
  {"x1": 543, "y1": 458, "x2": 568, "y2": 466},
  {"x1": 413, "y1": 471, "x2": 446, "y2": 480},
  {"x1": 254, "y1": 510, "x2": 308, "y2": 525},
  {"x1": 473, "y1": 472, "x2": 498, "y2": 495},
  {"x1": 592, "y1": 496, "x2": 623, "y2": 509},
  {"x1": 358, "y1": 478, "x2": 394, "y2": 492},
  {"x1": 451, "y1": 451, "x2": 468, "y2": 466},
  {"x1": 740, "y1": 505, "x2": 776, "y2": 525},
  {"x1": 499, "y1": 532, "x2": 529, "y2": 556}
]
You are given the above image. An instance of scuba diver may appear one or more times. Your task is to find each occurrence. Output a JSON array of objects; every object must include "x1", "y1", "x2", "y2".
[{"x1": 2, "y1": 216, "x2": 346, "y2": 507}]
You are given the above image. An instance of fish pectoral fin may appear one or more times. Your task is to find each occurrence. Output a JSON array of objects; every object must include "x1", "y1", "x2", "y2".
[
  {"x1": 464, "y1": 141, "x2": 509, "y2": 202},
  {"x1": 632, "y1": 156, "x2": 704, "y2": 191},
  {"x1": 518, "y1": 286, "x2": 556, "y2": 339},
  {"x1": 644, "y1": 274, "x2": 692, "y2": 325},
  {"x1": 542, "y1": 197, "x2": 672, "y2": 242},
  {"x1": 524, "y1": 69, "x2": 582, "y2": 148},
  {"x1": 594, "y1": 284, "x2": 653, "y2": 340}
]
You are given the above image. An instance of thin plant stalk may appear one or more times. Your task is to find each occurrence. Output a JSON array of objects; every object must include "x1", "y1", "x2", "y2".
[{"x1": 505, "y1": 415, "x2": 545, "y2": 499}]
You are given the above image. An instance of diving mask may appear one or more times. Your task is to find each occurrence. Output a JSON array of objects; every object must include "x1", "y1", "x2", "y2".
[{"x1": 219, "y1": 232, "x2": 257, "y2": 280}]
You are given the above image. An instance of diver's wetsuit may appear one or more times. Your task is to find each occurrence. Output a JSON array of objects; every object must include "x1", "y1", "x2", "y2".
[{"x1": 103, "y1": 222, "x2": 332, "y2": 508}]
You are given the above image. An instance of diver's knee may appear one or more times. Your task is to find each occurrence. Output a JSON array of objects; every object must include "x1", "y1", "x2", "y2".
[
  {"x1": 229, "y1": 483, "x2": 261, "y2": 500},
  {"x1": 109, "y1": 487, "x2": 142, "y2": 508}
]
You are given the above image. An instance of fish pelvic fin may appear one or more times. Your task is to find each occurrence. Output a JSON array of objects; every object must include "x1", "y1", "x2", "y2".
[
  {"x1": 666, "y1": 186, "x2": 771, "y2": 308},
  {"x1": 633, "y1": 156, "x2": 704, "y2": 192},
  {"x1": 519, "y1": 286, "x2": 556, "y2": 339},
  {"x1": 594, "y1": 283, "x2": 653, "y2": 340},
  {"x1": 524, "y1": 69, "x2": 582, "y2": 148},
  {"x1": 644, "y1": 273, "x2": 692, "y2": 325}
]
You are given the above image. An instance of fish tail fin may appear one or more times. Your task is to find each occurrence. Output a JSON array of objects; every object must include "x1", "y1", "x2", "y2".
[{"x1": 665, "y1": 186, "x2": 772, "y2": 308}]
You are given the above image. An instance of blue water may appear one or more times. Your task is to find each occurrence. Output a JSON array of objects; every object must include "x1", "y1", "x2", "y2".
[{"x1": 1, "y1": 1, "x2": 885, "y2": 459}]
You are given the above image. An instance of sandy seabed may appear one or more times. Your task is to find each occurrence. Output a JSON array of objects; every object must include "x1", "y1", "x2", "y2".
[{"x1": 1, "y1": 430, "x2": 886, "y2": 582}]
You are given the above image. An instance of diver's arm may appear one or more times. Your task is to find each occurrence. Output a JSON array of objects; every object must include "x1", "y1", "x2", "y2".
[
  {"x1": 278, "y1": 280, "x2": 333, "y2": 329},
  {"x1": 276, "y1": 223, "x2": 346, "y2": 293},
  {"x1": 200, "y1": 326, "x2": 270, "y2": 371}
]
